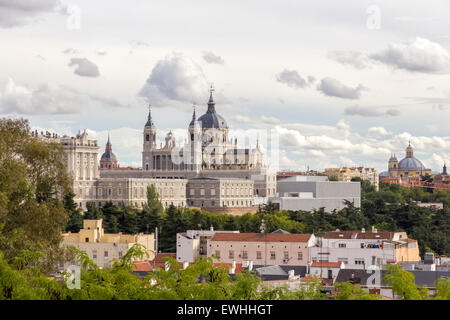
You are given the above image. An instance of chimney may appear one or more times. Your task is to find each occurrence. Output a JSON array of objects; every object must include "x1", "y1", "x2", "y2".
[
  {"x1": 374, "y1": 228, "x2": 378, "y2": 233},
  {"x1": 249, "y1": 261, "x2": 253, "y2": 271},
  {"x1": 210, "y1": 225, "x2": 214, "y2": 231},
  {"x1": 371, "y1": 225, "x2": 375, "y2": 232},
  {"x1": 361, "y1": 228, "x2": 365, "y2": 233}
]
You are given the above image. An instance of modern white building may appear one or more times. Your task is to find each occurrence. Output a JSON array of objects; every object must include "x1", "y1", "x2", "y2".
[{"x1": 270, "y1": 175, "x2": 361, "y2": 212}]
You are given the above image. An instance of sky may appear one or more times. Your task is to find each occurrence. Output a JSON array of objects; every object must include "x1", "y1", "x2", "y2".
[{"x1": 0, "y1": 0, "x2": 450, "y2": 173}]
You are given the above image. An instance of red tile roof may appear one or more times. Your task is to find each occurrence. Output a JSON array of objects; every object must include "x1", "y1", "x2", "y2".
[
  {"x1": 132, "y1": 260, "x2": 152, "y2": 272},
  {"x1": 311, "y1": 262, "x2": 342, "y2": 268},
  {"x1": 150, "y1": 253, "x2": 182, "y2": 269},
  {"x1": 211, "y1": 232, "x2": 312, "y2": 243}
]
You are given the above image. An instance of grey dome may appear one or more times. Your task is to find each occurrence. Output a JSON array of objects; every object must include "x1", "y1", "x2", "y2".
[
  {"x1": 398, "y1": 157, "x2": 425, "y2": 171},
  {"x1": 101, "y1": 150, "x2": 117, "y2": 160},
  {"x1": 197, "y1": 112, "x2": 228, "y2": 129}
]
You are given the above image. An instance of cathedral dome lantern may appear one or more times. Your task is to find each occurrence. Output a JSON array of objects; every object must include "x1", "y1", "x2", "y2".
[
  {"x1": 197, "y1": 86, "x2": 228, "y2": 130},
  {"x1": 405, "y1": 141, "x2": 414, "y2": 158}
]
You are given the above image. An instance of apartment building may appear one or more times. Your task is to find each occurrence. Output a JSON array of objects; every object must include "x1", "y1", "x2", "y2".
[
  {"x1": 310, "y1": 228, "x2": 420, "y2": 270},
  {"x1": 324, "y1": 167, "x2": 379, "y2": 191},
  {"x1": 61, "y1": 219, "x2": 155, "y2": 268},
  {"x1": 176, "y1": 228, "x2": 240, "y2": 263},
  {"x1": 207, "y1": 232, "x2": 316, "y2": 266}
]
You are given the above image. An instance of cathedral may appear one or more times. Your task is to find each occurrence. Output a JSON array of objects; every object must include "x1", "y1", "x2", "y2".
[
  {"x1": 385, "y1": 142, "x2": 432, "y2": 179},
  {"x1": 42, "y1": 87, "x2": 277, "y2": 212}
]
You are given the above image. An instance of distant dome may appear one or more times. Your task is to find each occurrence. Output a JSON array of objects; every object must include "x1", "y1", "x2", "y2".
[
  {"x1": 398, "y1": 157, "x2": 425, "y2": 171},
  {"x1": 101, "y1": 150, "x2": 117, "y2": 160}
]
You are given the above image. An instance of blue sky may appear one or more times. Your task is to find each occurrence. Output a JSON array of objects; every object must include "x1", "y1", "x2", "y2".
[{"x1": 0, "y1": 0, "x2": 449, "y2": 172}]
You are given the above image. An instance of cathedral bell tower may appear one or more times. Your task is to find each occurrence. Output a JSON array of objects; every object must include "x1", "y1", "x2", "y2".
[{"x1": 142, "y1": 105, "x2": 156, "y2": 171}]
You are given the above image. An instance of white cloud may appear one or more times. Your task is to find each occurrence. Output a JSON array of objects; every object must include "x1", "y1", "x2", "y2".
[
  {"x1": 327, "y1": 51, "x2": 371, "y2": 69},
  {"x1": 0, "y1": 78, "x2": 80, "y2": 114},
  {"x1": 317, "y1": 77, "x2": 366, "y2": 99},
  {"x1": 368, "y1": 126, "x2": 390, "y2": 136},
  {"x1": 0, "y1": 78, "x2": 127, "y2": 115},
  {"x1": 370, "y1": 37, "x2": 450, "y2": 74},
  {"x1": 276, "y1": 69, "x2": 312, "y2": 89},
  {"x1": 202, "y1": 51, "x2": 224, "y2": 65},
  {"x1": 68, "y1": 58, "x2": 100, "y2": 77},
  {"x1": 139, "y1": 53, "x2": 209, "y2": 109},
  {"x1": 344, "y1": 106, "x2": 400, "y2": 117},
  {"x1": 0, "y1": 0, "x2": 63, "y2": 28}
]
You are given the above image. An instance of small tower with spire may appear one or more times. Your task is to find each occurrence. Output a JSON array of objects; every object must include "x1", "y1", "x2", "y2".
[
  {"x1": 388, "y1": 153, "x2": 398, "y2": 175},
  {"x1": 406, "y1": 141, "x2": 414, "y2": 158},
  {"x1": 443, "y1": 163, "x2": 448, "y2": 175},
  {"x1": 143, "y1": 104, "x2": 157, "y2": 171},
  {"x1": 100, "y1": 133, "x2": 118, "y2": 170}
]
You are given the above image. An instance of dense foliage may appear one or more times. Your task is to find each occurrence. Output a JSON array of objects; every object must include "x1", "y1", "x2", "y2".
[{"x1": 0, "y1": 118, "x2": 71, "y2": 273}]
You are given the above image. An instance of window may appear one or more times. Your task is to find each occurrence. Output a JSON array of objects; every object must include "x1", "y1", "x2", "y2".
[
  {"x1": 298, "y1": 252, "x2": 303, "y2": 260},
  {"x1": 119, "y1": 251, "x2": 123, "y2": 258},
  {"x1": 355, "y1": 258, "x2": 365, "y2": 265},
  {"x1": 215, "y1": 251, "x2": 220, "y2": 258},
  {"x1": 242, "y1": 251, "x2": 248, "y2": 259},
  {"x1": 211, "y1": 189, "x2": 215, "y2": 196},
  {"x1": 338, "y1": 243, "x2": 346, "y2": 248},
  {"x1": 200, "y1": 189, "x2": 205, "y2": 196},
  {"x1": 85, "y1": 237, "x2": 89, "y2": 242},
  {"x1": 229, "y1": 250, "x2": 234, "y2": 259},
  {"x1": 190, "y1": 189, "x2": 195, "y2": 196},
  {"x1": 283, "y1": 251, "x2": 289, "y2": 260},
  {"x1": 256, "y1": 251, "x2": 262, "y2": 259},
  {"x1": 270, "y1": 251, "x2": 276, "y2": 260},
  {"x1": 104, "y1": 251, "x2": 109, "y2": 259},
  {"x1": 338, "y1": 258, "x2": 348, "y2": 265},
  {"x1": 92, "y1": 250, "x2": 97, "y2": 259}
]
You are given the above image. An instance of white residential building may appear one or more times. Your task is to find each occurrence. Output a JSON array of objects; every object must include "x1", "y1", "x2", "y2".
[{"x1": 309, "y1": 228, "x2": 421, "y2": 270}]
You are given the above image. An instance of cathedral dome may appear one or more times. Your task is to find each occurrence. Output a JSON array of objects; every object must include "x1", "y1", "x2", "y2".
[
  {"x1": 196, "y1": 88, "x2": 228, "y2": 129},
  {"x1": 101, "y1": 150, "x2": 117, "y2": 160},
  {"x1": 398, "y1": 157, "x2": 425, "y2": 171}
]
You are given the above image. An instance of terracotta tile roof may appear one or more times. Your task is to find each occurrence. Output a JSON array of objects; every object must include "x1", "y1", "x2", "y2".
[
  {"x1": 132, "y1": 260, "x2": 152, "y2": 272},
  {"x1": 324, "y1": 231, "x2": 395, "y2": 240},
  {"x1": 211, "y1": 232, "x2": 312, "y2": 243},
  {"x1": 311, "y1": 262, "x2": 342, "y2": 268},
  {"x1": 150, "y1": 253, "x2": 182, "y2": 269}
]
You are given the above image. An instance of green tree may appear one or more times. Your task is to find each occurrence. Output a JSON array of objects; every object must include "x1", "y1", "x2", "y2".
[
  {"x1": 0, "y1": 118, "x2": 70, "y2": 273},
  {"x1": 383, "y1": 264, "x2": 423, "y2": 300},
  {"x1": 64, "y1": 192, "x2": 83, "y2": 233}
]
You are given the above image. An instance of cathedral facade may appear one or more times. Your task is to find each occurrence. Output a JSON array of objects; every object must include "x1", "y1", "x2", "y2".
[{"x1": 40, "y1": 88, "x2": 276, "y2": 211}]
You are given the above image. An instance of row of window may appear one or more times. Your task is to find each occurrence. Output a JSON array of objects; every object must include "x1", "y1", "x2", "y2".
[{"x1": 214, "y1": 250, "x2": 303, "y2": 261}]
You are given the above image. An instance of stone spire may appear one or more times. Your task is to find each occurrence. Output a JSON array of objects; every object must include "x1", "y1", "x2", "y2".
[
  {"x1": 207, "y1": 85, "x2": 216, "y2": 114},
  {"x1": 145, "y1": 104, "x2": 154, "y2": 127},
  {"x1": 443, "y1": 163, "x2": 448, "y2": 175}
]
